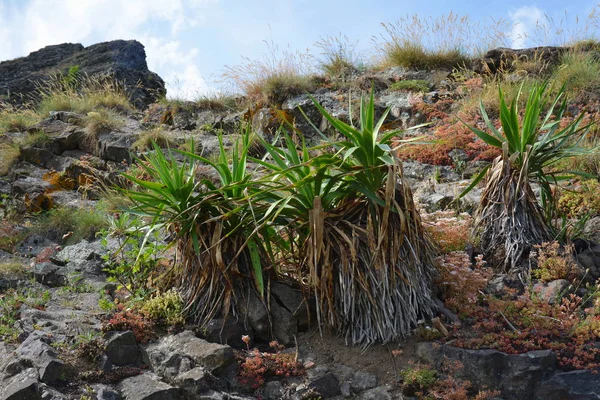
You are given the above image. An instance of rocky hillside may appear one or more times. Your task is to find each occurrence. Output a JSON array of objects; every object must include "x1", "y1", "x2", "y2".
[{"x1": 0, "y1": 40, "x2": 599, "y2": 400}]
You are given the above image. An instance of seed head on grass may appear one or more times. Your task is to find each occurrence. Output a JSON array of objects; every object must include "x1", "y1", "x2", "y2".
[{"x1": 222, "y1": 40, "x2": 315, "y2": 106}]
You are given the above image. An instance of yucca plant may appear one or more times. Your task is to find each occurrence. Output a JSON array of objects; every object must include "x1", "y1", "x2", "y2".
[
  {"x1": 121, "y1": 133, "x2": 270, "y2": 327},
  {"x1": 461, "y1": 81, "x2": 597, "y2": 272},
  {"x1": 262, "y1": 92, "x2": 437, "y2": 345}
]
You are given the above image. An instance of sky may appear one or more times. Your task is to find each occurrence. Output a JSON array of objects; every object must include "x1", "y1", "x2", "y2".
[{"x1": 0, "y1": 0, "x2": 598, "y2": 99}]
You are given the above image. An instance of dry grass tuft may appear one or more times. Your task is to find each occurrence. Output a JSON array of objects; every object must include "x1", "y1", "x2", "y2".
[
  {"x1": 84, "y1": 109, "x2": 124, "y2": 153},
  {"x1": 313, "y1": 34, "x2": 361, "y2": 82},
  {"x1": 378, "y1": 13, "x2": 509, "y2": 70},
  {"x1": 132, "y1": 128, "x2": 175, "y2": 151},
  {"x1": 222, "y1": 40, "x2": 314, "y2": 105}
]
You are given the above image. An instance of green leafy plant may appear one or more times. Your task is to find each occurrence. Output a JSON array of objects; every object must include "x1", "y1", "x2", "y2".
[
  {"x1": 0, "y1": 105, "x2": 39, "y2": 133},
  {"x1": 460, "y1": 81, "x2": 597, "y2": 271},
  {"x1": 258, "y1": 91, "x2": 437, "y2": 344},
  {"x1": 100, "y1": 212, "x2": 166, "y2": 296},
  {"x1": 121, "y1": 130, "x2": 271, "y2": 327}
]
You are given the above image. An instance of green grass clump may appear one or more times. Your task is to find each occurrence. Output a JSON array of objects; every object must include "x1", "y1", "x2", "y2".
[
  {"x1": 571, "y1": 39, "x2": 600, "y2": 52},
  {"x1": 195, "y1": 93, "x2": 242, "y2": 111},
  {"x1": 379, "y1": 13, "x2": 509, "y2": 71},
  {"x1": 30, "y1": 206, "x2": 108, "y2": 244},
  {"x1": 389, "y1": 80, "x2": 431, "y2": 92},
  {"x1": 0, "y1": 262, "x2": 26, "y2": 279},
  {"x1": 0, "y1": 107, "x2": 39, "y2": 133},
  {"x1": 459, "y1": 77, "x2": 539, "y2": 118},
  {"x1": 386, "y1": 44, "x2": 469, "y2": 70},
  {"x1": 551, "y1": 51, "x2": 600, "y2": 94},
  {"x1": 37, "y1": 73, "x2": 133, "y2": 116},
  {"x1": 19, "y1": 130, "x2": 50, "y2": 148},
  {"x1": 0, "y1": 144, "x2": 20, "y2": 175}
]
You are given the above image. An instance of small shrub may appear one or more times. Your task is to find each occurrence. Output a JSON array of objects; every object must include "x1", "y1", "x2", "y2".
[
  {"x1": 102, "y1": 304, "x2": 154, "y2": 343},
  {"x1": 400, "y1": 364, "x2": 438, "y2": 396},
  {"x1": 435, "y1": 251, "x2": 492, "y2": 317},
  {"x1": 389, "y1": 80, "x2": 431, "y2": 92},
  {"x1": 140, "y1": 289, "x2": 184, "y2": 326},
  {"x1": 558, "y1": 179, "x2": 600, "y2": 218},
  {"x1": 423, "y1": 212, "x2": 472, "y2": 253},
  {"x1": 0, "y1": 290, "x2": 24, "y2": 341},
  {"x1": 0, "y1": 220, "x2": 24, "y2": 252},
  {"x1": 237, "y1": 340, "x2": 304, "y2": 390},
  {"x1": 98, "y1": 296, "x2": 116, "y2": 312},
  {"x1": 75, "y1": 331, "x2": 105, "y2": 362},
  {"x1": 100, "y1": 212, "x2": 167, "y2": 296},
  {"x1": 0, "y1": 144, "x2": 20, "y2": 175},
  {"x1": 531, "y1": 241, "x2": 581, "y2": 282}
]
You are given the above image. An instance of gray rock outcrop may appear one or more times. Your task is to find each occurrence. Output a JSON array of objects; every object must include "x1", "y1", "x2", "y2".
[{"x1": 0, "y1": 40, "x2": 165, "y2": 109}]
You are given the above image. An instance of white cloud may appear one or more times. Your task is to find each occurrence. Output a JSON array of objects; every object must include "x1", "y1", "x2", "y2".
[
  {"x1": 509, "y1": 5, "x2": 545, "y2": 48},
  {"x1": 0, "y1": 0, "x2": 216, "y2": 99},
  {"x1": 143, "y1": 37, "x2": 210, "y2": 99}
]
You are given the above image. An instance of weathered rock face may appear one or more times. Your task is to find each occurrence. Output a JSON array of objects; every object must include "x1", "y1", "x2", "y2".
[{"x1": 0, "y1": 40, "x2": 165, "y2": 109}]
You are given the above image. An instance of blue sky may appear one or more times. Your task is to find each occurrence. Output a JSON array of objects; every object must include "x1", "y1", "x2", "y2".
[{"x1": 0, "y1": 0, "x2": 598, "y2": 98}]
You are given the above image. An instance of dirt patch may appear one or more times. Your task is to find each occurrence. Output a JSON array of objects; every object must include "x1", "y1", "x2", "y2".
[{"x1": 297, "y1": 328, "x2": 421, "y2": 386}]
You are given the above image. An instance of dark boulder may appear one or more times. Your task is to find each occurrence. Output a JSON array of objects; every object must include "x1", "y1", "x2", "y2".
[
  {"x1": 473, "y1": 46, "x2": 567, "y2": 74},
  {"x1": 535, "y1": 370, "x2": 600, "y2": 400},
  {"x1": 0, "y1": 40, "x2": 165, "y2": 109},
  {"x1": 418, "y1": 342, "x2": 558, "y2": 400}
]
